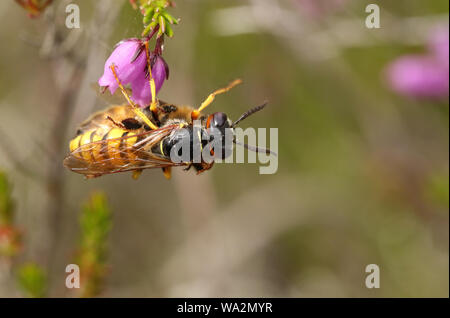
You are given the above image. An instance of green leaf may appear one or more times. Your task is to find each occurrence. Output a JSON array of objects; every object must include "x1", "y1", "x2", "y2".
[
  {"x1": 17, "y1": 263, "x2": 47, "y2": 298},
  {"x1": 0, "y1": 171, "x2": 14, "y2": 226},
  {"x1": 140, "y1": 0, "x2": 178, "y2": 38},
  {"x1": 165, "y1": 23, "x2": 174, "y2": 38},
  {"x1": 142, "y1": 19, "x2": 159, "y2": 36},
  {"x1": 162, "y1": 11, "x2": 177, "y2": 24},
  {"x1": 425, "y1": 172, "x2": 449, "y2": 208},
  {"x1": 76, "y1": 192, "x2": 112, "y2": 297},
  {"x1": 158, "y1": 15, "x2": 166, "y2": 37},
  {"x1": 143, "y1": 7, "x2": 155, "y2": 25}
]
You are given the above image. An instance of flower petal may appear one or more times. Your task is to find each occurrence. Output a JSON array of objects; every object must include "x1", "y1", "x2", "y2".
[
  {"x1": 130, "y1": 57, "x2": 167, "y2": 107},
  {"x1": 386, "y1": 55, "x2": 449, "y2": 99},
  {"x1": 98, "y1": 39, "x2": 147, "y2": 93}
]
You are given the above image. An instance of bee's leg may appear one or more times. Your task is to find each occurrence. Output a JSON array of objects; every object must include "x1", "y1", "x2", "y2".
[
  {"x1": 132, "y1": 170, "x2": 143, "y2": 180},
  {"x1": 191, "y1": 79, "x2": 243, "y2": 120},
  {"x1": 121, "y1": 118, "x2": 143, "y2": 130},
  {"x1": 110, "y1": 64, "x2": 159, "y2": 130},
  {"x1": 106, "y1": 116, "x2": 126, "y2": 129},
  {"x1": 195, "y1": 162, "x2": 214, "y2": 175},
  {"x1": 145, "y1": 41, "x2": 159, "y2": 116},
  {"x1": 162, "y1": 167, "x2": 172, "y2": 180}
]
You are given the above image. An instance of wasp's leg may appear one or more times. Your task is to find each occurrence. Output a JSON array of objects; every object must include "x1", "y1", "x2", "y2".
[
  {"x1": 162, "y1": 167, "x2": 172, "y2": 180},
  {"x1": 110, "y1": 64, "x2": 159, "y2": 130},
  {"x1": 132, "y1": 170, "x2": 143, "y2": 180},
  {"x1": 145, "y1": 41, "x2": 159, "y2": 115},
  {"x1": 121, "y1": 118, "x2": 143, "y2": 130},
  {"x1": 191, "y1": 79, "x2": 243, "y2": 120},
  {"x1": 195, "y1": 162, "x2": 214, "y2": 174},
  {"x1": 106, "y1": 116, "x2": 126, "y2": 129}
]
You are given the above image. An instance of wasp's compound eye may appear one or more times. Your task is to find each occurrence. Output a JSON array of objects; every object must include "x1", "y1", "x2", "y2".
[{"x1": 212, "y1": 112, "x2": 228, "y2": 128}]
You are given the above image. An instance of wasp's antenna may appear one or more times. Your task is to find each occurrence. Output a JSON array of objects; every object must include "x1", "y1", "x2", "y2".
[
  {"x1": 233, "y1": 139, "x2": 277, "y2": 156},
  {"x1": 232, "y1": 101, "x2": 268, "y2": 128}
]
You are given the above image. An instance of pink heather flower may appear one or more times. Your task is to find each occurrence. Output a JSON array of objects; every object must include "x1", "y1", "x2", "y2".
[
  {"x1": 99, "y1": 39, "x2": 146, "y2": 94},
  {"x1": 129, "y1": 55, "x2": 168, "y2": 107},
  {"x1": 385, "y1": 27, "x2": 449, "y2": 99},
  {"x1": 386, "y1": 55, "x2": 448, "y2": 99},
  {"x1": 98, "y1": 38, "x2": 168, "y2": 108}
]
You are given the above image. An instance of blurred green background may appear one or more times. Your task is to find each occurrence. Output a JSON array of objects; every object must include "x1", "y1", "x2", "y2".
[{"x1": 0, "y1": 0, "x2": 448, "y2": 297}]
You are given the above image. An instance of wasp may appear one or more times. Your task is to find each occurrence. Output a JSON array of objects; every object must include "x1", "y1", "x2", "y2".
[{"x1": 64, "y1": 48, "x2": 272, "y2": 180}]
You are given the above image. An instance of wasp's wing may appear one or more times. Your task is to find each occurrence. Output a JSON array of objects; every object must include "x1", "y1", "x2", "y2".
[{"x1": 64, "y1": 125, "x2": 184, "y2": 177}]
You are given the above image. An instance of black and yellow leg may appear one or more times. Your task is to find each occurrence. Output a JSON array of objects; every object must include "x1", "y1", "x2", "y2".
[
  {"x1": 162, "y1": 167, "x2": 172, "y2": 180},
  {"x1": 191, "y1": 79, "x2": 243, "y2": 120},
  {"x1": 145, "y1": 41, "x2": 158, "y2": 116},
  {"x1": 110, "y1": 64, "x2": 159, "y2": 131}
]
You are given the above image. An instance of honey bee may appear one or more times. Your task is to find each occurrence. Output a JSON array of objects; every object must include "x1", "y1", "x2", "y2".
[{"x1": 64, "y1": 64, "x2": 271, "y2": 180}]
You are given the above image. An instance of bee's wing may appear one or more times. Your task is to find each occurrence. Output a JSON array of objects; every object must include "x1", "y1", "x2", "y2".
[
  {"x1": 64, "y1": 125, "x2": 184, "y2": 177},
  {"x1": 90, "y1": 83, "x2": 133, "y2": 106}
]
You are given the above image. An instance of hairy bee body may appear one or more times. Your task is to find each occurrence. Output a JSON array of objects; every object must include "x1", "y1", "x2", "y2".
[{"x1": 76, "y1": 102, "x2": 191, "y2": 135}]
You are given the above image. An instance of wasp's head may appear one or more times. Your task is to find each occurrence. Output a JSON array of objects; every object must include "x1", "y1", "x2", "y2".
[
  {"x1": 206, "y1": 112, "x2": 232, "y2": 134},
  {"x1": 206, "y1": 112, "x2": 234, "y2": 159}
]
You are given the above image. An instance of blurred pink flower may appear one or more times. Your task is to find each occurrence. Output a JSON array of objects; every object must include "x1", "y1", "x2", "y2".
[
  {"x1": 428, "y1": 27, "x2": 449, "y2": 68},
  {"x1": 98, "y1": 38, "x2": 168, "y2": 108},
  {"x1": 386, "y1": 27, "x2": 449, "y2": 99},
  {"x1": 387, "y1": 56, "x2": 448, "y2": 99}
]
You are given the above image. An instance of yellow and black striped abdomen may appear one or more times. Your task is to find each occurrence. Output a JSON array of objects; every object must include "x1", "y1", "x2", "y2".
[
  {"x1": 69, "y1": 127, "x2": 141, "y2": 165},
  {"x1": 64, "y1": 124, "x2": 178, "y2": 178}
]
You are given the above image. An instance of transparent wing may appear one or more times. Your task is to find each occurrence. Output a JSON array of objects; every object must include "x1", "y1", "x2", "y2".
[{"x1": 64, "y1": 125, "x2": 184, "y2": 177}]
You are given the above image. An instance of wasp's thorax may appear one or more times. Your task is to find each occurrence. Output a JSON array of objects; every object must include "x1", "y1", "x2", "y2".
[{"x1": 157, "y1": 112, "x2": 234, "y2": 163}]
